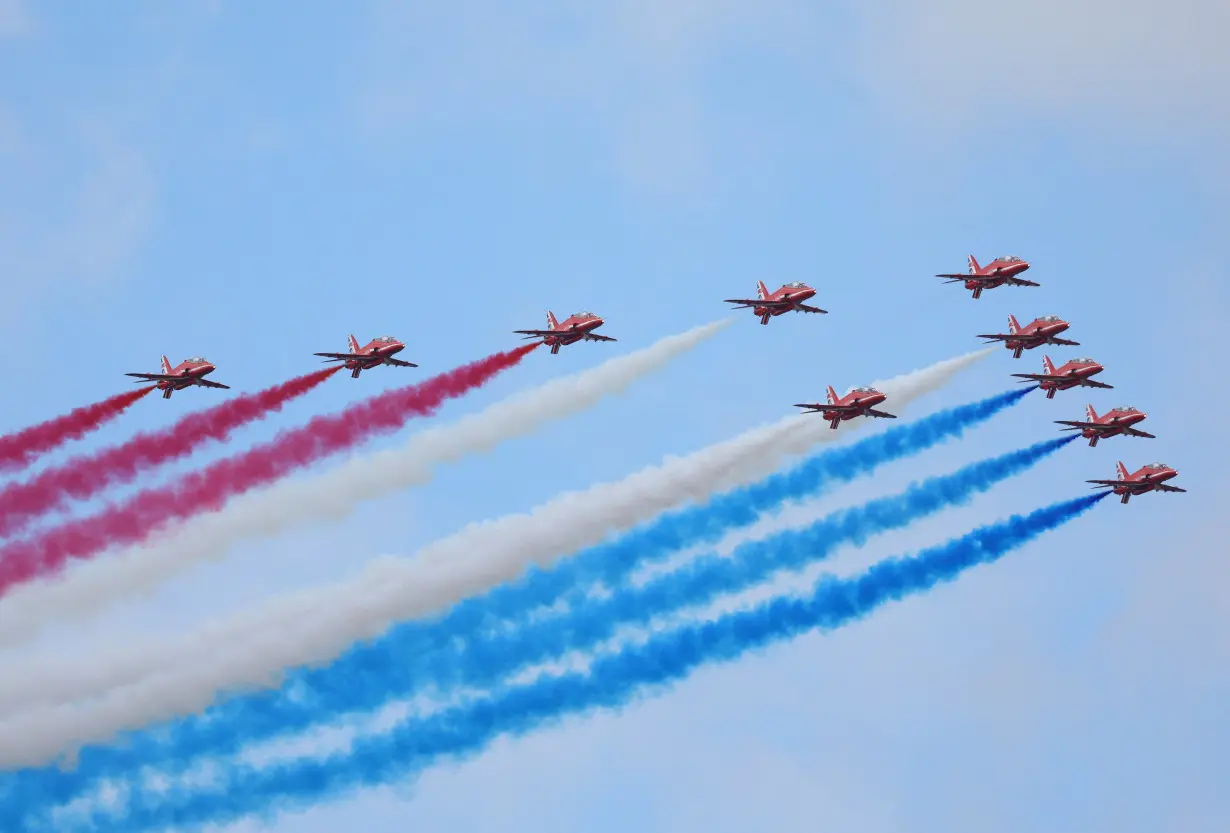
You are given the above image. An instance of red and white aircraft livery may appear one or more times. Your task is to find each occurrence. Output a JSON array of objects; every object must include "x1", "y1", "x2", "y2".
[
  {"x1": 936, "y1": 255, "x2": 1039, "y2": 299},
  {"x1": 1056, "y1": 404, "x2": 1155, "y2": 447},
  {"x1": 1087, "y1": 461, "x2": 1186, "y2": 505},
  {"x1": 514, "y1": 310, "x2": 617, "y2": 355},
  {"x1": 724, "y1": 281, "x2": 828, "y2": 325},
  {"x1": 1011, "y1": 355, "x2": 1112, "y2": 400},
  {"x1": 314, "y1": 334, "x2": 418, "y2": 379},
  {"x1": 795, "y1": 385, "x2": 897, "y2": 430},
  {"x1": 978, "y1": 314, "x2": 1080, "y2": 359},
  {"x1": 125, "y1": 356, "x2": 231, "y2": 400}
]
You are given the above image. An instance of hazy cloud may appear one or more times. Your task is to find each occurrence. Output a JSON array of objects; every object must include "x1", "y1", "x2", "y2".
[
  {"x1": 845, "y1": 0, "x2": 1230, "y2": 140},
  {"x1": 354, "y1": 0, "x2": 837, "y2": 199},
  {"x1": 0, "y1": 0, "x2": 31, "y2": 38},
  {"x1": 0, "y1": 119, "x2": 156, "y2": 322}
]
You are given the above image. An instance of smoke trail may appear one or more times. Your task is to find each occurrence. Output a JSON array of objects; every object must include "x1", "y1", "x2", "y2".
[
  {"x1": 1, "y1": 494, "x2": 1105, "y2": 833},
  {"x1": 458, "y1": 386, "x2": 1035, "y2": 623},
  {"x1": 0, "y1": 321, "x2": 731, "y2": 651},
  {"x1": 0, "y1": 351, "x2": 990, "y2": 722},
  {"x1": 0, "y1": 435, "x2": 1073, "y2": 773},
  {"x1": 0, "y1": 345, "x2": 537, "y2": 597},
  {"x1": 0, "y1": 368, "x2": 340, "y2": 540},
  {"x1": 0, "y1": 388, "x2": 152, "y2": 476},
  {"x1": 0, "y1": 351, "x2": 988, "y2": 728}
]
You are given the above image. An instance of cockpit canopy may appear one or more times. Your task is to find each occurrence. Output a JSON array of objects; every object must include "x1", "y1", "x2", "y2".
[
  {"x1": 185, "y1": 356, "x2": 208, "y2": 364},
  {"x1": 1038, "y1": 314, "x2": 1061, "y2": 322},
  {"x1": 1112, "y1": 404, "x2": 1137, "y2": 412},
  {"x1": 572, "y1": 311, "x2": 597, "y2": 319},
  {"x1": 852, "y1": 386, "x2": 879, "y2": 394},
  {"x1": 784, "y1": 281, "x2": 809, "y2": 288},
  {"x1": 1072, "y1": 357, "x2": 1095, "y2": 364},
  {"x1": 374, "y1": 336, "x2": 399, "y2": 343},
  {"x1": 1144, "y1": 462, "x2": 1169, "y2": 470},
  {"x1": 998, "y1": 255, "x2": 1024, "y2": 263}
]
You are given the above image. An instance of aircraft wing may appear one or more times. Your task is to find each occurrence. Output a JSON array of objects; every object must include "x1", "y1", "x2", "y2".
[
  {"x1": 794, "y1": 402, "x2": 860, "y2": 413},
  {"x1": 1081, "y1": 379, "x2": 1114, "y2": 389},
  {"x1": 1006, "y1": 277, "x2": 1041, "y2": 287},
  {"x1": 723, "y1": 297, "x2": 795, "y2": 308},
  {"x1": 1122, "y1": 426, "x2": 1156, "y2": 439},
  {"x1": 794, "y1": 303, "x2": 829, "y2": 314},
  {"x1": 1048, "y1": 337, "x2": 1080, "y2": 346},
  {"x1": 513, "y1": 329, "x2": 553, "y2": 339},
  {"x1": 865, "y1": 408, "x2": 897, "y2": 419},
  {"x1": 1155, "y1": 483, "x2": 1187, "y2": 493},
  {"x1": 1010, "y1": 372, "x2": 1059, "y2": 383},
  {"x1": 384, "y1": 357, "x2": 419, "y2": 367},
  {"x1": 582, "y1": 333, "x2": 617, "y2": 342},
  {"x1": 1086, "y1": 479, "x2": 1121, "y2": 488},
  {"x1": 314, "y1": 352, "x2": 358, "y2": 362},
  {"x1": 976, "y1": 332, "x2": 1011, "y2": 342},
  {"x1": 125, "y1": 372, "x2": 179, "y2": 382},
  {"x1": 194, "y1": 378, "x2": 231, "y2": 390},
  {"x1": 934, "y1": 273, "x2": 970, "y2": 280},
  {"x1": 1055, "y1": 420, "x2": 1096, "y2": 431}
]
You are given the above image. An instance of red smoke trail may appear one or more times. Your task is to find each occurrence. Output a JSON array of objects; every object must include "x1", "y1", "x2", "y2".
[
  {"x1": 0, "y1": 367, "x2": 341, "y2": 541},
  {"x1": 0, "y1": 344, "x2": 538, "y2": 595},
  {"x1": 0, "y1": 388, "x2": 153, "y2": 476}
]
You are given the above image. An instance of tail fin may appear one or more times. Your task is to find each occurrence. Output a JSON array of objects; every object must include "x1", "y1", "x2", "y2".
[
  {"x1": 1085, "y1": 403, "x2": 1099, "y2": 422},
  {"x1": 1007, "y1": 314, "x2": 1021, "y2": 334},
  {"x1": 1042, "y1": 355, "x2": 1057, "y2": 376},
  {"x1": 160, "y1": 355, "x2": 173, "y2": 374},
  {"x1": 1116, "y1": 461, "x2": 1129, "y2": 481},
  {"x1": 347, "y1": 334, "x2": 361, "y2": 354},
  {"x1": 756, "y1": 281, "x2": 770, "y2": 301},
  {"x1": 967, "y1": 254, "x2": 981, "y2": 274},
  {"x1": 545, "y1": 311, "x2": 559, "y2": 330},
  {"x1": 825, "y1": 385, "x2": 838, "y2": 405}
]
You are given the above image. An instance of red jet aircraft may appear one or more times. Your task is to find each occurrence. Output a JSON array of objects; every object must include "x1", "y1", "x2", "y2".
[
  {"x1": 724, "y1": 281, "x2": 828, "y2": 325},
  {"x1": 125, "y1": 355, "x2": 231, "y2": 400},
  {"x1": 935, "y1": 254, "x2": 1040, "y2": 299},
  {"x1": 1011, "y1": 355, "x2": 1112, "y2": 400},
  {"x1": 314, "y1": 334, "x2": 418, "y2": 379},
  {"x1": 1056, "y1": 404, "x2": 1155, "y2": 447},
  {"x1": 795, "y1": 385, "x2": 897, "y2": 429},
  {"x1": 978, "y1": 314, "x2": 1080, "y2": 359},
  {"x1": 514, "y1": 310, "x2": 617, "y2": 355},
  {"x1": 1087, "y1": 461, "x2": 1186, "y2": 505}
]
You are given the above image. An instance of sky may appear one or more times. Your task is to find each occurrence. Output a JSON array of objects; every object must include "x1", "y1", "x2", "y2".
[{"x1": 1, "y1": 1, "x2": 1228, "y2": 831}]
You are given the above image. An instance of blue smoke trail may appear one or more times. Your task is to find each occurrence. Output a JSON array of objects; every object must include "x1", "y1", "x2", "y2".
[
  {"x1": 31, "y1": 433, "x2": 1075, "y2": 799},
  {"x1": 10, "y1": 492, "x2": 1103, "y2": 833}
]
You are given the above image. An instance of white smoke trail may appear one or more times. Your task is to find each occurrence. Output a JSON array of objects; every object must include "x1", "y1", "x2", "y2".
[
  {"x1": 0, "y1": 321, "x2": 730, "y2": 653},
  {"x1": 0, "y1": 349, "x2": 991, "y2": 766}
]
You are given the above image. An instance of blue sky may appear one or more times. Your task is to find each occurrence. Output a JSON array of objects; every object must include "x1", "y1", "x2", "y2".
[{"x1": 1, "y1": 1, "x2": 1227, "y2": 831}]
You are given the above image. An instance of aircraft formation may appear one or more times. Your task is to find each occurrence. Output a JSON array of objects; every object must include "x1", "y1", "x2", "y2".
[
  {"x1": 939, "y1": 254, "x2": 1182, "y2": 504},
  {"x1": 123, "y1": 256, "x2": 1182, "y2": 506}
]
